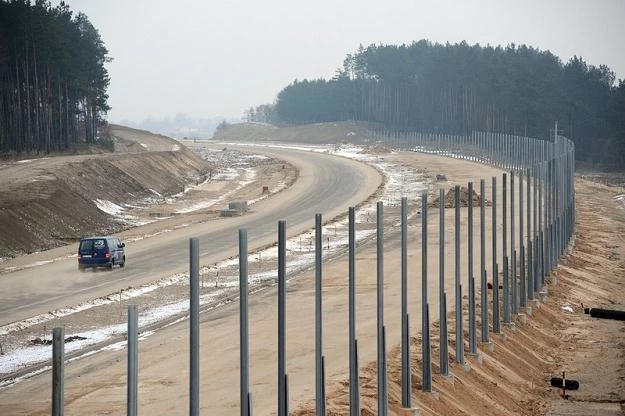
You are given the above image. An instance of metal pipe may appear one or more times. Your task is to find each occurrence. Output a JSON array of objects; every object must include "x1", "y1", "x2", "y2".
[
  {"x1": 533, "y1": 165, "x2": 539, "y2": 292},
  {"x1": 510, "y1": 172, "x2": 517, "y2": 315},
  {"x1": 315, "y1": 214, "x2": 325, "y2": 416},
  {"x1": 401, "y1": 197, "x2": 410, "y2": 408},
  {"x1": 422, "y1": 192, "x2": 431, "y2": 388},
  {"x1": 190, "y1": 237, "x2": 200, "y2": 416},
  {"x1": 440, "y1": 188, "x2": 450, "y2": 373},
  {"x1": 348, "y1": 207, "x2": 359, "y2": 415},
  {"x1": 278, "y1": 220, "x2": 287, "y2": 416},
  {"x1": 502, "y1": 173, "x2": 510, "y2": 323},
  {"x1": 376, "y1": 202, "x2": 386, "y2": 415},
  {"x1": 127, "y1": 305, "x2": 138, "y2": 416},
  {"x1": 455, "y1": 186, "x2": 464, "y2": 364},
  {"x1": 467, "y1": 182, "x2": 476, "y2": 353},
  {"x1": 52, "y1": 327, "x2": 64, "y2": 416},
  {"x1": 492, "y1": 176, "x2": 500, "y2": 333},
  {"x1": 520, "y1": 171, "x2": 526, "y2": 307},
  {"x1": 480, "y1": 179, "x2": 488, "y2": 343},
  {"x1": 422, "y1": 304, "x2": 432, "y2": 392},
  {"x1": 239, "y1": 230, "x2": 249, "y2": 416},
  {"x1": 527, "y1": 167, "x2": 534, "y2": 300}
]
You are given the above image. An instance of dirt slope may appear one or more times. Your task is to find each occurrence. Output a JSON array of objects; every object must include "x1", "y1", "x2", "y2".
[
  {"x1": 0, "y1": 125, "x2": 210, "y2": 259},
  {"x1": 213, "y1": 120, "x2": 375, "y2": 144}
]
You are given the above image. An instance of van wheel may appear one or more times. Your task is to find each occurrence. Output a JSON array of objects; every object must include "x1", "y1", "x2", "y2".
[
  {"x1": 120, "y1": 257, "x2": 125, "y2": 268},
  {"x1": 109, "y1": 260, "x2": 114, "y2": 269}
]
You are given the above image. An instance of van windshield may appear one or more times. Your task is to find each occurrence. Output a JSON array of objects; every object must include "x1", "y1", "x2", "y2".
[{"x1": 80, "y1": 239, "x2": 106, "y2": 251}]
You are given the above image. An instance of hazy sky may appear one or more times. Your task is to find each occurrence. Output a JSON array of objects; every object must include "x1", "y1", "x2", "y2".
[{"x1": 61, "y1": 0, "x2": 625, "y2": 123}]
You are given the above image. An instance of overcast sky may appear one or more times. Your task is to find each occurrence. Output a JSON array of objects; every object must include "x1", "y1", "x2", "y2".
[{"x1": 61, "y1": 0, "x2": 625, "y2": 123}]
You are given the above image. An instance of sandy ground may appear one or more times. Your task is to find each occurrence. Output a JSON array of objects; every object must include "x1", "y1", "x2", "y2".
[{"x1": 0, "y1": 139, "x2": 623, "y2": 415}]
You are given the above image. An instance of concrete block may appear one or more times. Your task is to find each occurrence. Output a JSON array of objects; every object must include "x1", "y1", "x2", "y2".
[
  {"x1": 440, "y1": 373, "x2": 455, "y2": 384},
  {"x1": 429, "y1": 390, "x2": 440, "y2": 400},
  {"x1": 468, "y1": 352, "x2": 483, "y2": 365},
  {"x1": 482, "y1": 341, "x2": 495, "y2": 352},
  {"x1": 228, "y1": 200, "x2": 248, "y2": 212},
  {"x1": 398, "y1": 408, "x2": 421, "y2": 416},
  {"x1": 220, "y1": 209, "x2": 241, "y2": 217},
  {"x1": 517, "y1": 312, "x2": 527, "y2": 324}
]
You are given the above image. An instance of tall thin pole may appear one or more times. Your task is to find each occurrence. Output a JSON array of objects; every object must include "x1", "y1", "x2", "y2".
[
  {"x1": 348, "y1": 207, "x2": 359, "y2": 415},
  {"x1": 533, "y1": 166, "x2": 539, "y2": 292},
  {"x1": 376, "y1": 202, "x2": 387, "y2": 415},
  {"x1": 510, "y1": 172, "x2": 517, "y2": 315},
  {"x1": 401, "y1": 197, "x2": 411, "y2": 407},
  {"x1": 480, "y1": 179, "x2": 488, "y2": 343},
  {"x1": 190, "y1": 237, "x2": 200, "y2": 416},
  {"x1": 52, "y1": 327, "x2": 64, "y2": 416},
  {"x1": 315, "y1": 214, "x2": 325, "y2": 416},
  {"x1": 454, "y1": 186, "x2": 464, "y2": 364},
  {"x1": 492, "y1": 177, "x2": 500, "y2": 333},
  {"x1": 502, "y1": 173, "x2": 510, "y2": 323},
  {"x1": 527, "y1": 167, "x2": 533, "y2": 300},
  {"x1": 127, "y1": 305, "x2": 138, "y2": 416},
  {"x1": 439, "y1": 188, "x2": 450, "y2": 374},
  {"x1": 239, "y1": 230, "x2": 249, "y2": 416},
  {"x1": 520, "y1": 171, "x2": 526, "y2": 307},
  {"x1": 468, "y1": 182, "x2": 476, "y2": 353},
  {"x1": 422, "y1": 193, "x2": 432, "y2": 391},
  {"x1": 278, "y1": 221, "x2": 287, "y2": 416}
]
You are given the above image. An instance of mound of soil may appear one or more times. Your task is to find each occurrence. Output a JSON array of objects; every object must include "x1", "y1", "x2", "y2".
[
  {"x1": 0, "y1": 127, "x2": 210, "y2": 259},
  {"x1": 359, "y1": 144, "x2": 392, "y2": 154},
  {"x1": 429, "y1": 186, "x2": 490, "y2": 208},
  {"x1": 213, "y1": 121, "x2": 374, "y2": 145}
]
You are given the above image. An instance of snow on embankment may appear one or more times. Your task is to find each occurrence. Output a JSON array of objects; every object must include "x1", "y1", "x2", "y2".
[{"x1": 0, "y1": 148, "x2": 210, "y2": 259}]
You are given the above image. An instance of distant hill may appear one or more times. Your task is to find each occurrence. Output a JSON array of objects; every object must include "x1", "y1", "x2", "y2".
[{"x1": 212, "y1": 121, "x2": 374, "y2": 145}]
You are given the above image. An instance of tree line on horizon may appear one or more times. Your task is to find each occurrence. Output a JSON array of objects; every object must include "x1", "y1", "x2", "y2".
[
  {"x1": 246, "y1": 40, "x2": 625, "y2": 168},
  {"x1": 0, "y1": 0, "x2": 110, "y2": 154}
]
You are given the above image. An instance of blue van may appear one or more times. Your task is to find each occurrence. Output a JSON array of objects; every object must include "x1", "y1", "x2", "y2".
[{"x1": 78, "y1": 236, "x2": 126, "y2": 270}]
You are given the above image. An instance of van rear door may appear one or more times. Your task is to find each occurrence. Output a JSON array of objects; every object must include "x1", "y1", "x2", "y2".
[{"x1": 79, "y1": 238, "x2": 108, "y2": 264}]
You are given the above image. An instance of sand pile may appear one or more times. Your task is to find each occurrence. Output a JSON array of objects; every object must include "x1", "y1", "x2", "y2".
[
  {"x1": 429, "y1": 186, "x2": 490, "y2": 208},
  {"x1": 359, "y1": 144, "x2": 391, "y2": 154}
]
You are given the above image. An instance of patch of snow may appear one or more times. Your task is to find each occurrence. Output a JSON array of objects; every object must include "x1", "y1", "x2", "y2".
[
  {"x1": 94, "y1": 199, "x2": 125, "y2": 216},
  {"x1": 174, "y1": 168, "x2": 256, "y2": 214}
]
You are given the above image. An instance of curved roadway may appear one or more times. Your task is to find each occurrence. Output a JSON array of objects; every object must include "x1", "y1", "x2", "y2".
[{"x1": 0, "y1": 145, "x2": 381, "y2": 327}]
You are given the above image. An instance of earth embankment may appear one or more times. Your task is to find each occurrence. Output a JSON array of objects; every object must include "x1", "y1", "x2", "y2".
[
  {"x1": 213, "y1": 120, "x2": 374, "y2": 144},
  {"x1": 0, "y1": 125, "x2": 210, "y2": 259}
]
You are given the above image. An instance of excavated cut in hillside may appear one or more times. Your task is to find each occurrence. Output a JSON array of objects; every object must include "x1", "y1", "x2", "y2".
[{"x1": 0, "y1": 127, "x2": 210, "y2": 259}]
